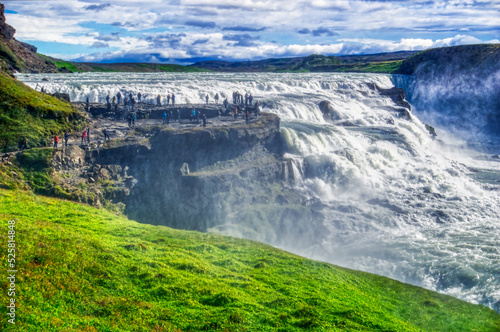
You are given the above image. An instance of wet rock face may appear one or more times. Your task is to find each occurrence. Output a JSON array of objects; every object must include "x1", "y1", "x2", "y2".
[
  {"x1": 0, "y1": 3, "x2": 15, "y2": 40},
  {"x1": 318, "y1": 100, "x2": 343, "y2": 121},
  {"x1": 84, "y1": 113, "x2": 329, "y2": 250},
  {"x1": 378, "y1": 86, "x2": 412, "y2": 110}
]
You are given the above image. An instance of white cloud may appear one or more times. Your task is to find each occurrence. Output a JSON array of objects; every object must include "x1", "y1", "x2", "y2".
[{"x1": 4, "y1": 1, "x2": 499, "y2": 62}]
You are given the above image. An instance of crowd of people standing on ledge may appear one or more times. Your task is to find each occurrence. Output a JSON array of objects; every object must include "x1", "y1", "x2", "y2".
[{"x1": 96, "y1": 91, "x2": 178, "y2": 112}]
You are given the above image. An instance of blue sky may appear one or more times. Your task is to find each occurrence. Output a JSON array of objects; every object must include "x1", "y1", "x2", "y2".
[{"x1": 3, "y1": 0, "x2": 499, "y2": 64}]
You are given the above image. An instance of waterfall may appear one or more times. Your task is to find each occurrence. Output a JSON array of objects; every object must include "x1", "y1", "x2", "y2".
[{"x1": 17, "y1": 72, "x2": 500, "y2": 312}]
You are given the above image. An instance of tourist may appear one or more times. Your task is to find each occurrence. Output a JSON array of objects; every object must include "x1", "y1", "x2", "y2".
[
  {"x1": 249, "y1": 94, "x2": 253, "y2": 105},
  {"x1": 205, "y1": 94, "x2": 209, "y2": 104},
  {"x1": 223, "y1": 98, "x2": 228, "y2": 109},
  {"x1": 86, "y1": 127, "x2": 90, "y2": 143},
  {"x1": 53, "y1": 135, "x2": 59, "y2": 148},
  {"x1": 81, "y1": 130, "x2": 87, "y2": 144},
  {"x1": 131, "y1": 96, "x2": 136, "y2": 111},
  {"x1": 215, "y1": 93, "x2": 219, "y2": 104},
  {"x1": 103, "y1": 128, "x2": 110, "y2": 141},
  {"x1": 20, "y1": 138, "x2": 28, "y2": 150},
  {"x1": 234, "y1": 107, "x2": 238, "y2": 120},
  {"x1": 64, "y1": 132, "x2": 70, "y2": 146},
  {"x1": 172, "y1": 93, "x2": 176, "y2": 105},
  {"x1": 132, "y1": 113, "x2": 136, "y2": 127},
  {"x1": 203, "y1": 113, "x2": 207, "y2": 127},
  {"x1": 162, "y1": 112, "x2": 167, "y2": 125},
  {"x1": 167, "y1": 94, "x2": 171, "y2": 105},
  {"x1": 157, "y1": 94, "x2": 162, "y2": 106},
  {"x1": 117, "y1": 92, "x2": 122, "y2": 104},
  {"x1": 138, "y1": 92, "x2": 142, "y2": 103}
]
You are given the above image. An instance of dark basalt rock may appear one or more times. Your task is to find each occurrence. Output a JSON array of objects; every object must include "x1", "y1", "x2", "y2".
[
  {"x1": 0, "y1": 3, "x2": 15, "y2": 40},
  {"x1": 318, "y1": 100, "x2": 343, "y2": 121},
  {"x1": 376, "y1": 86, "x2": 412, "y2": 110},
  {"x1": 50, "y1": 92, "x2": 71, "y2": 102}
]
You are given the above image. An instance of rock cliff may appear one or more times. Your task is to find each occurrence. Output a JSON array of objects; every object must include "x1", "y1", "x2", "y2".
[
  {"x1": 49, "y1": 113, "x2": 328, "y2": 251},
  {"x1": 0, "y1": 2, "x2": 58, "y2": 74},
  {"x1": 397, "y1": 44, "x2": 500, "y2": 141}
]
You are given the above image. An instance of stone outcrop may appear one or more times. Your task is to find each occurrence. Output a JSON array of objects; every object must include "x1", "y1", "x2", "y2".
[
  {"x1": 318, "y1": 100, "x2": 344, "y2": 121},
  {"x1": 0, "y1": 3, "x2": 15, "y2": 40},
  {"x1": 50, "y1": 92, "x2": 71, "y2": 103},
  {"x1": 0, "y1": 3, "x2": 58, "y2": 74}
]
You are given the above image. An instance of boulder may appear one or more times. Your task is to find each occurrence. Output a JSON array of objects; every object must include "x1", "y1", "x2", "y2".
[
  {"x1": 318, "y1": 100, "x2": 343, "y2": 121},
  {"x1": 50, "y1": 92, "x2": 71, "y2": 103},
  {"x1": 378, "y1": 87, "x2": 412, "y2": 110}
]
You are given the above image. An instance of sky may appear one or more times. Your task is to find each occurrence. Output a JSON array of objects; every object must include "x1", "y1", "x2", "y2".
[{"x1": 3, "y1": 0, "x2": 500, "y2": 64}]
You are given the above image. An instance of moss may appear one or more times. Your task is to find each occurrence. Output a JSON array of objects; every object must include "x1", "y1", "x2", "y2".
[{"x1": 0, "y1": 72, "x2": 86, "y2": 152}]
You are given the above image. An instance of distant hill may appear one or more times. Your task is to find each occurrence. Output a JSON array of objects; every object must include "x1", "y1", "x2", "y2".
[
  {"x1": 188, "y1": 52, "x2": 417, "y2": 73},
  {"x1": 41, "y1": 52, "x2": 416, "y2": 74},
  {"x1": 39, "y1": 56, "x2": 208, "y2": 73}
]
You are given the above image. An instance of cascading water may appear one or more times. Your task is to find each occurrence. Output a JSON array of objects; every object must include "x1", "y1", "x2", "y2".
[{"x1": 17, "y1": 72, "x2": 500, "y2": 312}]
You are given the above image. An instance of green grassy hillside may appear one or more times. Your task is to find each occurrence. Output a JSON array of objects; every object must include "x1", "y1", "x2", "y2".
[
  {"x1": 0, "y1": 188, "x2": 499, "y2": 331},
  {"x1": 38, "y1": 54, "x2": 208, "y2": 73},
  {"x1": 0, "y1": 71, "x2": 86, "y2": 152}
]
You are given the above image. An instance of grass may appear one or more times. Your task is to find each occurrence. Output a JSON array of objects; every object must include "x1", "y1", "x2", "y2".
[
  {"x1": 38, "y1": 54, "x2": 83, "y2": 73},
  {"x1": 0, "y1": 188, "x2": 498, "y2": 331},
  {"x1": 136, "y1": 63, "x2": 208, "y2": 73},
  {"x1": 325, "y1": 61, "x2": 403, "y2": 74},
  {"x1": 0, "y1": 71, "x2": 86, "y2": 152}
]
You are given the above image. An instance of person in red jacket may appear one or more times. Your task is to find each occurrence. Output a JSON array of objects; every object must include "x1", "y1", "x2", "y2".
[{"x1": 53, "y1": 135, "x2": 59, "y2": 148}]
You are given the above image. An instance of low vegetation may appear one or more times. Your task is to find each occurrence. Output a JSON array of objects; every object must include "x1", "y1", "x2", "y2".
[
  {"x1": 38, "y1": 55, "x2": 208, "y2": 73},
  {"x1": 0, "y1": 72, "x2": 86, "y2": 152},
  {"x1": 0, "y1": 188, "x2": 499, "y2": 331}
]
